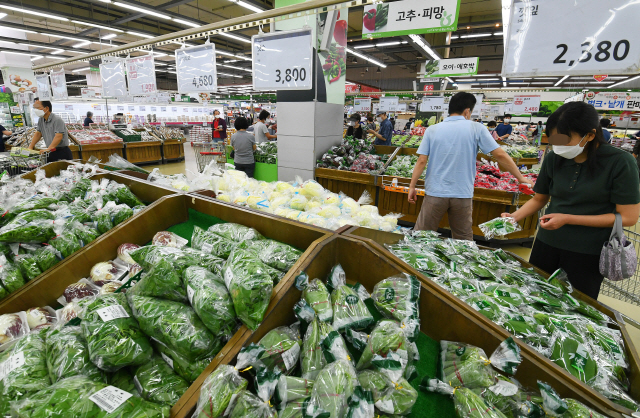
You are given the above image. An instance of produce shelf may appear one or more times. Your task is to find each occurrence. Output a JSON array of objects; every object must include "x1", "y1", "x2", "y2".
[
  {"x1": 315, "y1": 167, "x2": 378, "y2": 202},
  {"x1": 163, "y1": 139, "x2": 186, "y2": 162},
  {"x1": 342, "y1": 226, "x2": 640, "y2": 417},
  {"x1": 124, "y1": 140, "x2": 163, "y2": 165},
  {"x1": 79, "y1": 142, "x2": 125, "y2": 164}
]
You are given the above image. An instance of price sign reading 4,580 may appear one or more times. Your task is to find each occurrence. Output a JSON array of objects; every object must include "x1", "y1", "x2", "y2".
[
  {"x1": 274, "y1": 68, "x2": 307, "y2": 85},
  {"x1": 192, "y1": 75, "x2": 215, "y2": 88}
]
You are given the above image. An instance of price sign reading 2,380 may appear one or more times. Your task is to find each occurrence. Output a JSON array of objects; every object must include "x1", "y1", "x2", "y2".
[
  {"x1": 554, "y1": 40, "x2": 630, "y2": 67},
  {"x1": 252, "y1": 28, "x2": 313, "y2": 91}
]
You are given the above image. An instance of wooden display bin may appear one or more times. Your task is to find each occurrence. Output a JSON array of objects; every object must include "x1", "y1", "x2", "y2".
[
  {"x1": 69, "y1": 144, "x2": 81, "y2": 160},
  {"x1": 173, "y1": 234, "x2": 630, "y2": 418},
  {"x1": 343, "y1": 227, "x2": 640, "y2": 417},
  {"x1": 163, "y1": 139, "x2": 185, "y2": 162},
  {"x1": 124, "y1": 141, "x2": 163, "y2": 165},
  {"x1": 477, "y1": 152, "x2": 539, "y2": 170},
  {"x1": 315, "y1": 167, "x2": 377, "y2": 202},
  {"x1": 0, "y1": 172, "x2": 178, "y2": 314},
  {"x1": 79, "y1": 142, "x2": 124, "y2": 163}
]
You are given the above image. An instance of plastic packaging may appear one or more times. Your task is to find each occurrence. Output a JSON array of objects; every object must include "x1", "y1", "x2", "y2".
[
  {"x1": 479, "y1": 217, "x2": 522, "y2": 240},
  {"x1": 305, "y1": 359, "x2": 358, "y2": 418},
  {"x1": 275, "y1": 375, "x2": 314, "y2": 406},
  {"x1": 301, "y1": 317, "x2": 351, "y2": 380},
  {"x1": 191, "y1": 226, "x2": 238, "y2": 259},
  {"x1": 133, "y1": 355, "x2": 189, "y2": 406},
  {"x1": 236, "y1": 325, "x2": 301, "y2": 374},
  {"x1": 238, "y1": 239, "x2": 302, "y2": 272},
  {"x1": 128, "y1": 258, "x2": 187, "y2": 303},
  {"x1": 371, "y1": 274, "x2": 420, "y2": 341},
  {"x1": 0, "y1": 311, "x2": 29, "y2": 346},
  {"x1": 208, "y1": 222, "x2": 264, "y2": 242},
  {"x1": 192, "y1": 365, "x2": 248, "y2": 418},
  {"x1": 326, "y1": 264, "x2": 374, "y2": 332},
  {"x1": 45, "y1": 325, "x2": 106, "y2": 383}
]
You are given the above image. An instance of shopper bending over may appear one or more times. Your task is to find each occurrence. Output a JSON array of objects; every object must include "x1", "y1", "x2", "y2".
[
  {"x1": 213, "y1": 110, "x2": 227, "y2": 143},
  {"x1": 231, "y1": 116, "x2": 256, "y2": 178},
  {"x1": 408, "y1": 92, "x2": 533, "y2": 240},
  {"x1": 503, "y1": 102, "x2": 640, "y2": 299},
  {"x1": 368, "y1": 111, "x2": 393, "y2": 146},
  {"x1": 84, "y1": 111, "x2": 93, "y2": 127},
  {"x1": 255, "y1": 110, "x2": 277, "y2": 143},
  {"x1": 28, "y1": 98, "x2": 72, "y2": 162},
  {"x1": 495, "y1": 114, "x2": 513, "y2": 139},
  {"x1": 346, "y1": 113, "x2": 364, "y2": 139}
]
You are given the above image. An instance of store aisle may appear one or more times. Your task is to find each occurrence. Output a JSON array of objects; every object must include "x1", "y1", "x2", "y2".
[{"x1": 143, "y1": 142, "x2": 200, "y2": 178}]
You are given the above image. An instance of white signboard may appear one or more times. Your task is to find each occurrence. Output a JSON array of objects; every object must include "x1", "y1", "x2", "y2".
[
  {"x1": 126, "y1": 55, "x2": 157, "y2": 96},
  {"x1": 504, "y1": 102, "x2": 515, "y2": 113},
  {"x1": 157, "y1": 92, "x2": 172, "y2": 103},
  {"x1": 512, "y1": 95, "x2": 541, "y2": 113},
  {"x1": 420, "y1": 96, "x2": 445, "y2": 112},
  {"x1": 81, "y1": 87, "x2": 102, "y2": 99},
  {"x1": 252, "y1": 28, "x2": 313, "y2": 91},
  {"x1": 175, "y1": 44, "x2": 217, "y2": 94},
  {"x1": 424, "y1": 57, "x2": 479, "y2": 78},
  {"x1": 584, "y1": 91, "x2": 640, "y2": 111},
  {"x1": 379, "y1": 96, "x2": 399, "y2": 112},
  {"x1": 502, "y1": 0, "x2": 640, "y2": 77},
  {"x1": 50, "y1": 69, "x2": 68, "y2": 100},
  {"x1": 35, "y1": 74, "x2": 52, "y2": 101},
  {"x1": 353, "y1": 98, "x2": 372, "y2": 112},
  {"x1": 100, "y1": 61, "x2": 127, "y2": 98},
  {"x1": 396, "y1": 103, "x2": 407, "y2": 112}
]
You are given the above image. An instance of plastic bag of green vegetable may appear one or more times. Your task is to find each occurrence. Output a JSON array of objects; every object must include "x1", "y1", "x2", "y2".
[
  {"x1": 127, "y1": 294, "x2": 221, "y2": 362},
  {"x1": 222, "y1": 251, "x2": 274, "y2": 330},
  {"x1": 109, "y1": 182, "x2": 144, "y2": 208},
  {"x1": 369, "y1": 355, "x2": 418, "y2": 415},
  {"x1": 355, "y1": 320, "x2": 410, "y2": 372},
  {"x1": 191, "y1": 226, "x2": 238, "y2": 259},
  {"x1": 229, "y1": 390, "x2": 277, "y2": 418},
  {"x1": 237, "y1": 325, "x2": 301, "y2": 374},
  {"x1": 129, "y1": 258, "x2": 187, "y2": 303},
  {"x1": 279, "y1": 398, "x2": 310, "y2": 418},
  {"x1": 91, "y1": 201, "x2": 114, "y2": 234},
  {"x1": 133, "y1": 355, "x2": 189, "y2": 406},
  {"x1": 45, "y1": 325, "x2": 106, "y2": 383},
  {"x1": 301, "y1": 317, "x2": 351, "y2": 380},
  {"x1": 4, "y1": 209, "x2": 54, "y2": 227},
  {"x1": 79, "y1": 292, "x2": 153, "y2": 371},
  {"x1": 305, "y1": 359, "x2": 358, "y2": 418},
  {"x1": 32, "y1": 245, "x2": 60, "y2": 271},
  {"x1": 109, "y1": 368, "x2": 140, "y2": 396},
  {"x1": 69, "y1": 220, "x2": 100, "y2": 246},
  {"x1": 9, "y1": 375, "x2": 170, "y2": 418},
  {"x1": 549, "y1": 332, "x2": 597, "y2": 384},
  {"x1": 420, "y1": 378, "x2": 509, "y2": 418},
  {"x1": 439, "y1": 340, "x2": 497, "y2": 388},
  {"x1": 0, "y1": 218, "x2": 55, "y2": 243},
  {"x1": 184, "y1": 266, "x2": 237, "y2": 339},
  {"x1": 129, "y1": 245, "x2": 199, "y2": 275},
  {"x1": 151, "y1": 339, "x2": 213, "y2": 383},
  {"x1": 479, "y1": 217, "x2": 522, "y2": 240},
  {"x1": 275, "y1": 375, "x2": 314, "y2": 406},
  {"x1": 0, "y1": 256, "x2": 26, "y2": 293},
  {"x1": 2, "y1": 196, "x2": 58, "y2": 224},
  {"x1": 537, "y1": 380, "x2": 606, "y2": 418},
  {"x1": 227, "y1": 247, "x2": 285, "y2": 284},
  {"x1": 327, "y1": 264, "x2": 374, "y2": 332},
  {"x1": 192, "y1": 364, "x2": 248, "y2": 418},
  {"x1": 296, "y1": 274, "x2": 333, "y2": 323},
  {"x1": 371, "y1": 274, "x2": 420, "y2": 341},
  {"x1": 13, "y1": 252, "x2": 42, "y2": 281},
  {"x1": 0, "y1": 332, "x2": 51, "y2": 416},
  {"x1": 238, "y1": 239, "x2": 302, "y2": 272},
  {"x1": 208, "y1": 222, "x2": 263, "y2": 242},
  {"x1": 48, "y1": 225, "x2": 82, "y2": 258},
  {"x1": 345, "y1": 387, "x2": 375, "y2": 418}
]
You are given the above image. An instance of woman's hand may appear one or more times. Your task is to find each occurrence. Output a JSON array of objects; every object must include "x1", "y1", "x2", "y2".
[
  {"x1": 501, "y1": 212, "x2": 519, "y2": 222},
  {"x1": 539, "y1": 213, "x2": 570, "y2": 230}
]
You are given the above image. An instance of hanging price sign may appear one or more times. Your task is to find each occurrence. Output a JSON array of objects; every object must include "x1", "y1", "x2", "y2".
[
  {"x1": 175, "y1": 44, "x2": 217, "y2": 94},
  {"x1": 35, "y1": 74, "x2": 51, "y2": 100},
  {"x1": 502, "y1": 0, "x2": 640, "y2": 76},
  {"x1": 353, "y1": 98, "x2": 372, "y2": 112},
  {"x1": 252, "y1": 28, "x2": 313, "y2": 91},
  {"x1": 100, "y1": 61, "x2": 127, "y2": 98},
  {"x1": 126, "y1": 55, "x2": 157, "y2": 96},
  {"x1": 512, "y1": 95, "x2": 541, "y2": 113},
  {"x1": 378, "y1": 96, "x2": 399, "y2": 112},
  {"x1": 420, "y1": 96, "x2": 445, "y2": 112},
  {"x1": 50, "y1": 69, "x2": 68, "y2": 100}
]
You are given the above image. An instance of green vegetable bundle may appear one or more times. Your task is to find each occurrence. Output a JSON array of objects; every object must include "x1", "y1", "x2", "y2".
[
  {"x1": 237, "y1": 326, "x2": 301, "y2": 374},
  {"x1": 48, "y1": 229, "x2": 82, "y2": 258},
  {"x1": 227, "y1": 248, "x2": 284, "y2": 285},
  {"x1": 9, "y1": 375, "x2": 170, "y2": 418},
  {"x1": 208, "y1": 222, "x2": 263, "y2": 242},
  {"x1": 192, "y1": 364, "x2": 248, "y2": 418},
  {"x1": 371, "y1": 274, "x2": 420, "y2": 340},
  {"x1": 184, "y1": 266, "x2": 237, "y2": 339},
  {"x1": 133, "y1": 355, "x2": 189, "y2": 406},
  {"x1": 109, "y1": 368, "x2": 139, "y2": 396},
  {"x1": 69, "y1": 221, "x2": 100, "y2": 246},
  {"x1": 358, "y1": 370, "x2": 390, "y2": 400},
  {"x1": 275, "y1": 375, "x2": 314, "y2": 406},
  {"x1": 127, "y1": 294, "x2": 221, "y2": 362},
  {"x1": 0, "y1": 333, "x2": 50, "y2": 416},
  {"x1": 278, "y1": 398, "x2": 309, "y2": 418},
  {"x1": 439, "y1": 341, "x2": 497, "y2": 388},
  {"x1": 111, "y1": 183, "x2": 144, "y2": 208},
  {"x1": 306, "y1": 359, "x2": 358, "y2": 418},
  {"x1": 299, "y1": 277, "x2": 333, "y2": 323},
  {"x1": 420, "y1": 378, "x2": 508, "y2": 418},
  {"x1": 462, "y1": 294, "x2": 505, "y2": 322},
  {"x1": 229, "y1": 390, "x2": 277, "y2": 418},
  {"x1": 0, "y1": 219, "x2": 55, "y2": 243},
  {"x1": 14, "y1": 253, "x2": 42, "y2": 281},
  {"x1": 66, "y1": 178, "x2": 91, "y2": 200},
  {"x1": 301, "y1": 317, "x2": 351, "y2": 380},
  {"x1": 191, "y1": 226, "x2": 238, "y2": 259},
  {"x1": 151, "y1": 339, "x2": 213, "y2": 383},
  {"x1": 0, "y1": 256, "x2": 25, "y2": 293},
  {"x1": 45, "y1": 325, "x2": 106, "y2": 383},
  {"x1": 327, "y1": 265, "x2": 373, "y2": 332},
  {"x1": 549, "y1": 333, "x2": 597, "y2": 384},
  {"x1": 187, "y1": 248, "x2": 226, "y2": 276},
  {"x1": 4, "y1": 209, "x2": 54, "y2": 227},
  {"x1": 238, "y1": 239, "x2": 302, "y2": 272},
  {"x1": 374, "y1": 376, "x2": 418, "y2": 415},
  {"x1": 223, "y1": 251, "x2": 274, "y2": 330},
  {"x1": 79, "y1": 292, "x2": 154, "y2": 371},
  {"x1": 32, "y1": 245, "x2": 59, "y2": 271},
  {"x1": 479, "y1": 217, "x2": 521, "y2": 240},
  {"x1": 129, "y1": 258, "x2": 187, "y2": 303},
  {"x1": 355, "y1": 320, "x2": 409, "y2": 372},
  {"x1": 484, "y1": 284, "x2": 526, "y2": 308},
  {"x1": 3, "y1": 196, "x2": 58, "y2": 223}
]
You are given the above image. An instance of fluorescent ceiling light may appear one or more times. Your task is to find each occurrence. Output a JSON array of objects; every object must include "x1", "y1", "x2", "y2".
[
  {"x1": 127, "y1": 31, "x2": 154, "y2": 39},
  {"x1": 67, "y1": 80, "x2": 86, "y2": 83},
  {"x1": 554, "y1": 75, "x2": 569, "y2": 86},
  {"x1": 101, "y1": 33, "x2": 118, "y2": 40},
  {"x1": 224, "y1": 60, "x2": 239, "y2": 63},
  {"x1": 173, "y1": 18, "x2": 200, "y2": 28},
  {"x1": 459, "y1": 33, "x2": 491, "y2": 38},
  {"x1": 155, "y1": 62, "x2": 167, "y2": 66},
  {"x1": 0, "y1": 5, "x2": 69, "y2": 21},
  {"x1": 530, "y1": 82, "x2": 553, "y2": 84},
  {"x1": 229, "y1": 0, "x2": 264, "y2": 13},
  {"x1": 533, "y1": 77, "x2": 558, "y2": 80},
  {"x1": 31, "y1": 56, "x2": 43, "y2": 61},
  {"x1": 0, "y1": 26, "x2": 37, "y2": 34},
  {"x1": 153, "y1": 52, "x2": 168, "y2": 57},
  {"x1": 155, "y1": 69, "x2": 166, "y2": 72},
  {"x1": 409, "y1": 34, "x2": 439, "y2": 60},
  {"x1": 41, "y1": 33, "x2": 89, "y2": 43},
  {"x1": 167, "y1": 70, "x2": 177, "y2": 74},
  {"x1": 608, "y1": 75, "x2": 640, "y2": 88},
  {"x1": 508, "y1": 82, "x2": 531, "y2": 85},
  {"x1": 0, "y1": 13, "x2": 6, "y2": 19},
  {"x1": 171, "y1": 41, "x2": 197, "y2": 47},
  {"x1": 46, "y1": 55, "x2": 66, "y2": 60},
  {"x1": 219, "y1": 72, "x2": 243, "y2": 78},
  {"x1": 589, "y1": 81, "x2": 614, "y2": 84},
  {"x1": 73, "y1": 41, "x2": 92, "y2": 48},
  {"x1": 71, "y1": 67, "x2": 90, "y2": 72},
  {"x1": 220, "y1": 64, "x2": 252, "y2": 72},
  {"x1": 501, "y1": 76, "x2": 506, "y2": 87},
  {"x1": 5, "y1": 51, "x2": 40, "y2": 58},
  {"x1": 113, "y1": 3, "x2": 172, "y2": 19},
  {"x1": 51, "y1": 49, "x2": 65, "y2": 54},
  {"x1": 376, "y1": 41, "x2": 401, "y2": 47},
  {"x1": 493, "y1": 31, "x2": 503, "y2": 35},
  {"x1": 71, "y1": 20, "x2": 123, "y2": 32},
  {"x1": 346, "y1": 48, "x2": 387, "y2": 68},
  {"x1": 474, "y1": 74, "x2": 499, "y2": 77},
  {"x1": 218, "y1": 32, "x2": 251, "y2": 44}
]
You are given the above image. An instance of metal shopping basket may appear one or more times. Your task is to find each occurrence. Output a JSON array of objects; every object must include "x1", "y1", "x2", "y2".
[
  {"x1": 194, "y1": 142, "x2": 226, "y2": 173},
  {"x1": 9, "y1": 147, "x2": 51, "y2": 173}
]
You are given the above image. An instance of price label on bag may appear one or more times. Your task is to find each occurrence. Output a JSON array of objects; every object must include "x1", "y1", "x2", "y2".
[
  {"x1": 126, "y1": 55, "x2": 157, "y2": 96},
  {"x1": 89, "y1": 386, "x2": 133, "y2": 413},
  {"x1": 96, "y1": 305, "x2": 129, "y2": 322},
  {"x1": 420, "y1": 96, "x2": 445, "y2": 112},
  {"x1": 0, "y1": 352, "x2": 25, "y2": 382},
  {"x1": 502, "y1": 0, "x2": 640, "y2": 76},
  {"x1": 175, "y1": 44, "x2": 218, "y2": 94},
  {"x1": 252, "y1": 28, "x2": 313, "y2": 91}
]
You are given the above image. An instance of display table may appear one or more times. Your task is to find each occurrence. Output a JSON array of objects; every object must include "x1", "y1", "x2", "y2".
[
  {"x1": 124, "y1": 140, "x2": 163, "y2": 165},
  {"x1": 315, "y1": 167, "x2": 377, "y2": 202},
  {"x1": 79, "y1": 142, "x2": 124, "y2": 163},
  {"x1": 477, "y1": 152, "x2": 539, "y2": 169},
  {"x1": 162, "y1": 139, "x2": 186, "y2": 162}
]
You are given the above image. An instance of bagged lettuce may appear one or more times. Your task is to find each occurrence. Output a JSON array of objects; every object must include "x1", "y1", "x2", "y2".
[
  {"x1": 237, "y1": 325, "x2": 301, "y2": 374},
  {"x1": 0, "y1": 332, "x2": 50, "y2": 416},
  {"x1": 208, "y1": 222, "x2": 263, "y2": 242},
  {"x1": 184, "y1": 266, "x2": 237, "y2": 339},
  {"x1": 127, "y1": 294, "x2": 221, "y2": 362},
  {"x1": 79, "y1": 292, "x2": 153, "y2": 371},
  {"x1": 133, "y1": 355, "x2": 189, "y2": 406},
  {"x1": 371, "y1": 274, "x2": 420, "y2": 340},
  {"x1": 192, "y1": 365, "x2": 248, "y2": 418},
  {"x1": 296, "y1": 273, "x2": 333, "y2": 323},
  {"x1": 191, "y1": 226, "x2": 238, "y2": 259},
  {"x1": 9, "y1": 375, "x2": 170, "y2": 418},
  {"x1": 45, "y1": 325, "x2": 106, "y2": 383},
  {"x1": 128, "y1": 258, "x2": 187, "y2": 303},
  {"x1": 238, "y1": 239, "x2": 302, "y2": 272},
  {"x1": 305, "y1": 359, "x2": 358, "y2": 418}
]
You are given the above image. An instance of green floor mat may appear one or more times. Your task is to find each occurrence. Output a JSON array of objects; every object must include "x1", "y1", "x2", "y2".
[{"x1": 165, "y1": 208, "x2": 226, "y2": 245}]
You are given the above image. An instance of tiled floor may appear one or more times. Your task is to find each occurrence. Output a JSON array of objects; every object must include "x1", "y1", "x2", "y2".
[{"x1": 144, "y1": 143, "x2": 200, "y2": 178}]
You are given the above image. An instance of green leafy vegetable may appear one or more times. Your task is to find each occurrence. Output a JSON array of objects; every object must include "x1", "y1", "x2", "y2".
[
  {"x1": 238, "y1": 239, "x2": 302, "y2": 272},
  {"x1": 229, "y1": 390, "x2": 277, "y2": 418},
  {"x1": 191, "y1": 226, "x2": 238, "y2": 259},
  {"x1": 13, "y1": 253, "x2": 42, "y2": 281},
  {"x1": 192, "y1": 364, "x2": 248, "y2": 418},
  {"x1": 208, "y1": 223, "x2": 263, "y2": 242},
  {"x1": 45, "y1": 325, "x2": 106, "y2": 383},
  {"x1": 129, "y1": 258, "x2": 187, "y2": 303},
  {"x1": 133, "y1": 355, "x2": 189, "y2": 406},
  {"x1": 307, "y1": 359, "x2": 358, "y2": 418}
]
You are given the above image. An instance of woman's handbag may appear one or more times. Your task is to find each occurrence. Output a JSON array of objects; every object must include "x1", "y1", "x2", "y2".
[{"x1": 599, "y1": 213, "x2": 638, "y2": 281}]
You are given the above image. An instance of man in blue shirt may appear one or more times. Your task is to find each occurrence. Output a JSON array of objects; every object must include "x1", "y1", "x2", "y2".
[
  {"x1": 600, "y1": 118, "x2": 612, "y2": 143},
  {"x1": 494, "y1": 114, "x2": 513, "y2": 139},
  {"x1": 408, "y1": 93, "x2": 533, "y2": 240},
  {"x1": 367, "y1": 111, "x2": 393, "y2": 145}
]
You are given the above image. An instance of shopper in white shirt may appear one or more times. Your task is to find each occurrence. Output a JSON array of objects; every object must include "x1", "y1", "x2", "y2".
[{"x1": 255, "y1": 110, "x2": 277, "y2": 143}]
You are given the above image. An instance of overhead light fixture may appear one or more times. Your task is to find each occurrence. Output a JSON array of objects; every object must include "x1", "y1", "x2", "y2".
[
  {"x1": 51, "y1": 49, "x2": 65, "y2": 54},
  {"x1": 219, "y1": 72, "x2": 243, "y2": 78},
  {"x1": 409, "y1": 34, "x2": 439, "y2": 60},
  {"x1": 71, "y1": 20, "x2": 123, "y2": 32},
  {"x1": 0, "y1": 5, "x2": 69, "y2": 21},
  {"x1": 459, "y1": 33, "x2": 491, "y2": 38},
  {"x1": 554, "y1": 75, "x2": 569, "y2": 86},
  {"x1": 113, "y1": 2, "x2": 172, "y2": 19},
  {"x1": 73, "y1": 41, "x2": 92, "y2": 48},
  {"x1": 220, "y1": 64, "x2": 252, "y2": 72},
  {"x1": 5, "y1": 51, "x2": 40, "y2": 58},
  {"x1": 0, "y1": 25, "x2": 38, "y2": 34},
  {"x1": 46, "y1": 55, "x2": 67, "y2": 60},
  {"x1": 153, "y1": 52, "x2": 168, "y2": 57},
  {"x1": 346, "y1": 48, "x2": 386, "y2": 68},
  {"x1": 608, "y1": 75, "x2": 640, "y2": 88},
  {"x1": 376, "y1": 41, "x2": 401, "y2": 47},
  {"x1": 496, "y1": 23, "x2": 500, "y2": 27},
  {"x1": 127, "y1": 31, "x2": 154, "y2": 39},
  {"x1": 218, "y1": 32, "x2": 251, "y2": 44},
  {"x1": 533, "y1": 77, "x2": 558, "y2": 80},
  {"x1": 229, "y1": 0, "x2": 264, "y2": 13},
  {"x1": 401, "y1": 41, "x2": 408, "y2": 44},
  {"x1": 101, "y1": 33, "x2": 118, "y2": 40},
  {"x1": 173, "y1": 18, "x2": 201, "y2": 28},
  {"x1": 501, "y1": 76, "x2": 506, "y2": 87},
  {"x1": 31, "y1": 56, "x2": 43, "y2": 61},
  {"x1": 456, "y1": 78, "x2": 476, "y2": 81},
  {"x1": 41, "y1": 33, "x2": 90, "y2": 43},
  {"x1": 354, "y1": 44, "x2": 374, "y2": 49},
  {"x1": 166, "y1": 70, "x2": 177, "y2": 74},
  {"x1": 493, "y1": 31, "x2": 503, "y2": 35},
  {"x1": 530, "y1": 82, "x2": 553, "y2": 84},
  {"x1": 71, "y1": 67, "x2": 90, "y2": 72},
  {"x1": 0, "y1": 13, "x2": 6, "y2": 19}
]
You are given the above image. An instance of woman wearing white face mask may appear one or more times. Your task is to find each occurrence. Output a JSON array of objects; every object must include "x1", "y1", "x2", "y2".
[
  {"x1": 502, "y1": 102, "x2": 640, "y2": 299},
  {"x1": 345, "y1": 113, "x2": 363, "y2": 139},
  {"x1": 212, "y1": 109, "x2": 227, "y2": 143}
]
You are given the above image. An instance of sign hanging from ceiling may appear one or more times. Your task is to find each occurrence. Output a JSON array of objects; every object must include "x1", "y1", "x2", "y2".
[
  {"x1": 512, "y1": 95, "x2": 541, "y2": 113},
  {"x1": 175, "y1": 44, "x2": 218, "y2": 94},
  {"x1": 353, "y1": 98, "x2": 372, "y2": 112},
  {"x1": 584, "y1": 91, "x2": 640, "y2": 111},
  {"x1": 378, "y1": 96, "x2": 399, "y2": 112},
  {"x1": 361, "y1": 0, "x2": 460, "y2": 39},
  {"x1": 252, "y1": 28, "x2": 313, "y2": 91},
  {"x1": 50, "y1": 69, "x2": 68, "y2": 100},
  {"x1": 424, "y1": 57, "x2": 478, "y2": 78},
  {"x1": 420, "y1": 96, "x2": 445, "y2": 112},
  {"x1": 35, "y1": 74, "x2": 51, "y2": 101},
  {"x1": 100, "y1": 61, "x2": 127, "y2": 98},
  {"x1": 126, "y1": 55, "x2": 157, "y2": 96},
  {"x1": 502, "y1": 0, "x2": 640, "y2": 77},
  {"x1": 81, "y1": 87, "x2": 102, "y2": 99},
  {"x1": 593, "y1": 75, "x2": 608, "y2": 82}
]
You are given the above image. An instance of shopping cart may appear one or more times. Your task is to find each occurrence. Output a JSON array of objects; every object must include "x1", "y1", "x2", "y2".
[
  {"x1": 9, "y1": 147, "x2": 52, "y2": 174},
  {"x1": 194, "y1": 142, "x2": 226, "y2": 173}
]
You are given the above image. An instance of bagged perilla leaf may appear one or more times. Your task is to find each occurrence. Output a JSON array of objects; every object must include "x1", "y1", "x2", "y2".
[
  {"x1": 549, "y1": 333, "x2": 597, "y2": 384},
  {"x1": 237, "y1": 325, "x2": 301, "y2": 374},
  {"x1": 45, "y1": 325, "x2": 106, "y2": 383},
  {"x1": 128, "y1": 258, "x2": 187, "y2": 303},
  {"x1": 208, "y1": 222, "x2": 264, "y2": 242},
  {"x1": 133, "y1": 355, "x2": 189, "y2": 406},
  {"x1": 192, "y1": 365, "x2": 248, "y2": 418},
  {"x1": 371, "y1": 274, "x2": 420, "y2": 341},
  {"x1": 191, "y1": 226, "x2": 238, "y2": 259}
]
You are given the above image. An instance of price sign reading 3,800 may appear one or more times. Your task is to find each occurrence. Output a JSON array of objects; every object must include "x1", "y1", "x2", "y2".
[{"x1": 274, "y1": 68, "x2": 307, "y2": 85}]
